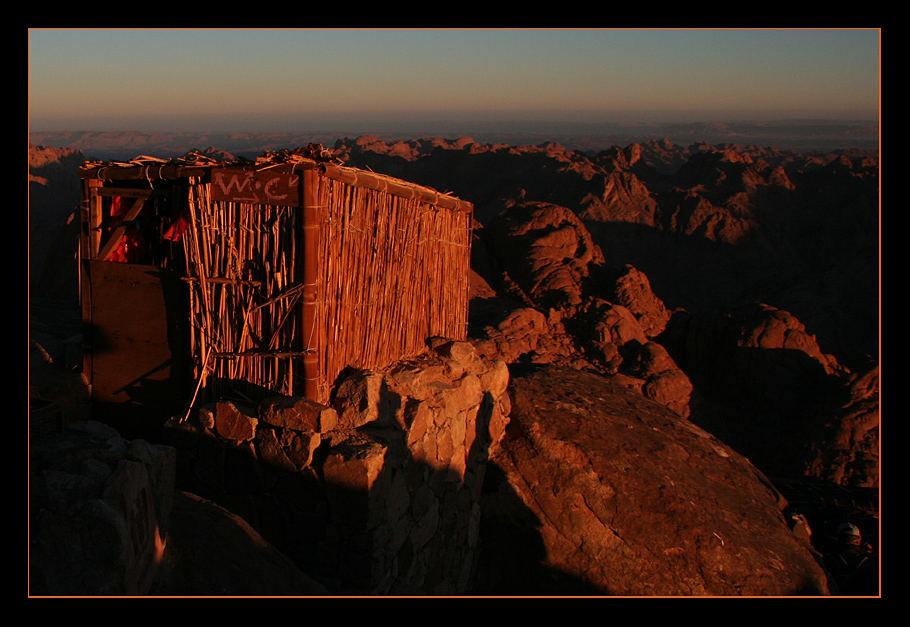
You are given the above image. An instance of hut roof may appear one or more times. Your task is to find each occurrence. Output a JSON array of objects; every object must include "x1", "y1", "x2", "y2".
[{"x1": 78, "y1": 145, "x2": 473, "y2": 213}]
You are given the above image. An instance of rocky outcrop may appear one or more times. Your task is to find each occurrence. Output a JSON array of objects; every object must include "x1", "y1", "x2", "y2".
[
  {"x1": 477, "y1": 365, "x2": 831, "y2": 596},
  {"x1": 471, "y1": 307, "x2": 579, "y2": 367},
  {"x1": 619, "y1": 340, "x2": 694, "y2": 419},
  {"x1": 606, "y1": 264, "x2": 672, "y2": 338},
  {"x1": 579, "y1": 169, "x2": 659, "y2": 225},
  {"x1": 472, "y1": 197, "x2": 693, "y2": 419},
  {"x1": 804, "y1": 366, "x2": 879, "y2": 488},
  {"x1": 732, "y1": 303, "x2": 843, "y2": 375},
  {"x1": 164, "y1": 339, "x2": 511, "y2": 595},
  {"x1": 577, "y1": 298, "x2": 647, "y2": 356},
  {"x1": 486, "y1": 201, "x2": 605, "y2": 309},
  {"x1": 662, "y1": 303, "x2": 843, "y2": 383},
  {"x1": 659, "y1": 303, "x2": 874, "y2": 486},
  {"x1": 468, "y1": 298, "x2": 694, "y2": 420},
  {"x1": 28, "y1": 419, "x2": 326, "y2": 596}
]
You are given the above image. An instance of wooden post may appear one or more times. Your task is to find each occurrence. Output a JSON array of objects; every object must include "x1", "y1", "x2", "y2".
[
  {"x1": 80, "y1": 178, "x2": 103, "y2": 394},
  {"x1": 301, "y1": 169, "x2": 319, "y2": 401},
  {"x1": 87, "y1": 179, "x2": 103, "y2": 259}
]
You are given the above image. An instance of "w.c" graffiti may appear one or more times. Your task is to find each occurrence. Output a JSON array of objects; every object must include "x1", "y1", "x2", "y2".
[{"x1": 210, "y1": 167, "x2": 301, "y2": 207}]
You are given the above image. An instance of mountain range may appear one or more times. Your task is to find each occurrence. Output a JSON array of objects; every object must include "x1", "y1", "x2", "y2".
[{"x1": 28, "y1": 118, "x2": 878, "y2": 162}]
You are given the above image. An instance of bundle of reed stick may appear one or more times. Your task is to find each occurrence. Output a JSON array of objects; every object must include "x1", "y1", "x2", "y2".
[
  {"x1": 313, "y1": 175, "x2": 472, "y2": 402},
  {"x1": 182, "y1": 176, "x2": 302, "y2": 399}
]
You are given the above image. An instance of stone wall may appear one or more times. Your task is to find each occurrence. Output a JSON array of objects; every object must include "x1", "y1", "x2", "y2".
[{"x1": 164, "y1": 339, "x2": 511, "y2": 595}]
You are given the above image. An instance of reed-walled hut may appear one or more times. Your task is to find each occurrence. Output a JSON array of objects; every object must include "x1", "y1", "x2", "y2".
[{"x1": 77, "y1": 146, "x2": 473, "y2": 432}]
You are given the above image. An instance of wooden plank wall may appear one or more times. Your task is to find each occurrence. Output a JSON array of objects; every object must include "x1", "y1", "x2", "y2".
[{"x1": 84, "y1": 260, "x2": 190, "y2": 437}]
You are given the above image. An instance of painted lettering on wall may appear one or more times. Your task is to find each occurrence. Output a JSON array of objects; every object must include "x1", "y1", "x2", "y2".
[{"x1": 210, "y1": 167, "x2": 301, "y2": 206}]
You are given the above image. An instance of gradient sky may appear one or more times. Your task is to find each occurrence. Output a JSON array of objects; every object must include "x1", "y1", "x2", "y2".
[{"x1": 27, "y1": 27, "x2": 880, "y2": 133}]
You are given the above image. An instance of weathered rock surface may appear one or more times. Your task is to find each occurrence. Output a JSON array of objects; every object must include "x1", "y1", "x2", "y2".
[
  {"x1": 471, "y1": 196, "x2": 693, "y2": 419},
  {"x1": 620, "y1": 340, "x2": 694, "y2": 418},
  {"x1": 730, "y1": 303, "x2": 842, "y2": 375},
  {"x1": 579, "y1": 169, "x2": 659, "y2": 225},
  {"x1": 476, "y1": 365, "x2": 831, "y2": 596},
  {"x1": 471, "y1": 306, "x2": 579, "y2": 368},
  {"x1": 469, "y1": 283, "x2": 693, "y2": 420},
  {"x1": 29, "y1": 420, "x2": 326, "y2": 596}
]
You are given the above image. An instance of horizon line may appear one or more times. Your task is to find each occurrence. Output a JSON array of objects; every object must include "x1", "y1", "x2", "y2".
[{"x1": 28, "y1": 114, "x2": 880, "y2": 136}]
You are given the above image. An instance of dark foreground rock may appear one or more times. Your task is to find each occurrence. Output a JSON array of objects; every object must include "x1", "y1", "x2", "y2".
[
  {"x1": 476, "y1": 365, "x2": 831, "y2": 596},
  {"x1": 29, "y1": 421, "x2": 175, "y2": 595},
  {"x1": 149, "y1": 491, "x2": 327, "y2": 596},
  {"x1": 29, "y1": 421, "x2": 326, "y2": 596}
]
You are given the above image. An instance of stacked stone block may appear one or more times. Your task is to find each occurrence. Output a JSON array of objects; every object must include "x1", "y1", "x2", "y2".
[{"x1": 167, "y1": 339, "x2": 510, "y2": 594}]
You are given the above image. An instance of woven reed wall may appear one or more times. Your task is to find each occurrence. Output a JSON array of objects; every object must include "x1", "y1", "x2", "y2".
[
  {"x1": 180, "y1": 170, "x2": 472, "y2": 404},
  {"x1": 181, "y1": 177, "x2": 302, "y2": 397},
  {"x1": 312, "y1": 175, "x2": 473, "y2": 403}
]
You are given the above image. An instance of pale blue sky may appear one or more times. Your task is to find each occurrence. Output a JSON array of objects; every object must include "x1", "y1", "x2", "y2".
[{"x1": 27, "y1": 27, "x2": 880, "y2": 132}]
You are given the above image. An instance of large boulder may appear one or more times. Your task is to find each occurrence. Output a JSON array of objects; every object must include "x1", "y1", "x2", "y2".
[
  {"x1": 476, "y1": 365, "x2": 831, "y2": 596},
  {"x1": 620, "y1": 340, "x2": 694, "y2": 419}
]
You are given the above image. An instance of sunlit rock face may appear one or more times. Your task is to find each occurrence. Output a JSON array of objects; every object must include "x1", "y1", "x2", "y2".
[{"x1": 804, "y1": 365, "x2": 879, "y2": 489}]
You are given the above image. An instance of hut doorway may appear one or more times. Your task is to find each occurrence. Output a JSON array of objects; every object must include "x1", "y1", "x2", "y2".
[{"x1": 79, "y1": 180, "x2": 193, "y2": 438}]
